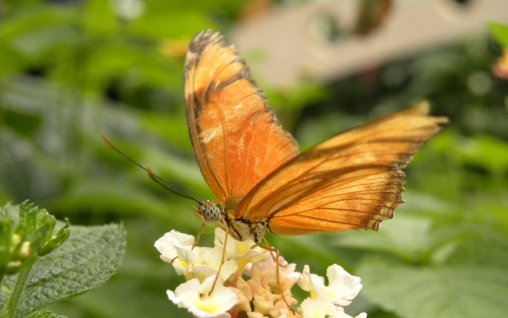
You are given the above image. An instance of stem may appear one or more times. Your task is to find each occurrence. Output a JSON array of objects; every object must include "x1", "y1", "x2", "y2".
[{"x1": 5, "y1": 258, "x2": 35, "y2": 318}]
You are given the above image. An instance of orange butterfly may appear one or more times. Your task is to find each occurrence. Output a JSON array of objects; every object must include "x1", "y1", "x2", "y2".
[{"x1": 185, "y1": 30, "x2": 448, "y2": 244}]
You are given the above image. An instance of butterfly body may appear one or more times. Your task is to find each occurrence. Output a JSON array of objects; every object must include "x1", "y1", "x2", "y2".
[
  {"x1": 185, "y1": 30, "x2": 448, "y2": 243},
  {"x1": 196, "y1": 201, "x2": 267, "y2": 242}
]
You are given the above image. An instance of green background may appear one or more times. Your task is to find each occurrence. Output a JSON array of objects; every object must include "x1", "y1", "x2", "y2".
[{"x1": 1, "y1": 0, "x2": 507, "y2": 317}]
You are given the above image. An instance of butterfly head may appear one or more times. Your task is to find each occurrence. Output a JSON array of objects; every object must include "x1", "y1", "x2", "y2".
[{"x1": 195, "y1": 200, "x2": 222, "y2": 225}]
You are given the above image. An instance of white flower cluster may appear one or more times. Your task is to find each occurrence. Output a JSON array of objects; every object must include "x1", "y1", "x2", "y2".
[{"x1": 155, "y1": 228, "x2": 367, "y2": 318}]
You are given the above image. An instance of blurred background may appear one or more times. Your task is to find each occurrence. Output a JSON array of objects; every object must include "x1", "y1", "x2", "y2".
[{"x1": 1, "y1": 0, "x2": 507, "y2": 317}]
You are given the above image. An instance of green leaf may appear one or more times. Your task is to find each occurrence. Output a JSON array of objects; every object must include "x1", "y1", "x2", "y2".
[
  {"x1": 0, "y1": 213, "x2": 14, "y2": 273},
  {"x1": 489, "y1": 22, "x2": 508, "y2": 48},
  {"x1": 457, "y1": 134, "x2": 508, "y2": 176},
  {"x1": 0, "y1": 5, "x2": 78, "y2": 60},
  {"x1": 129, "y1": 8, "x2": 217, "y2": 39},
  {"x1": 27, "y1": 310, "x2": 68, "y2": 318},
  {"x1": 358, "y1": 258, "x2": 508, "y2": 318},
  {"x1": 38, "y1": 219, "x2": 70, "y2": 256},
  {"x1": 21, "y1": 202, "x2": 56, "y2": 251},
  {"x1": 0, "y1": 202, "x2": 70, "y2": 277},
  {"x1": 445, "y1": 232, "x2": 508, "y2": 268},
  {"x1": 335, "y1": 215, "x2": 441, "y2": 262},
  {"x1": 82, "y1": 0, "x2": 117, "y2": 37},
  {"x1": 1, "y1": 224, "x2": 126, "y2": 317}
]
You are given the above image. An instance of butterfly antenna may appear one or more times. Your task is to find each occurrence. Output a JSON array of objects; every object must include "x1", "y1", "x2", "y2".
[{"x1": 102, "y1": 135, "x2": 201, "y2": 204}]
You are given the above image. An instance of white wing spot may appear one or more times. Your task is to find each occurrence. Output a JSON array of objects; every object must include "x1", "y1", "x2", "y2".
[
  {"x1": 185, "y1": 51, "x2": 198, "y2": 62},
  {"x1": 200, "y1": 126, "x2": 223, "y2": 144},
  {"x1": 233, "y1": 103, "x2": 243, "y2": 110}
]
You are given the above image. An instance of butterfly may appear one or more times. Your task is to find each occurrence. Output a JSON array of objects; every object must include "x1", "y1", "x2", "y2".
[{"x1": 184, "y1": 30, "x2": 448, "y2": 244}]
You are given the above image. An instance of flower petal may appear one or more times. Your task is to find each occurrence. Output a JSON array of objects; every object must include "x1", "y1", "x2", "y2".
[
  {"x1": 155, "y1": 230, "x2": 194, "y2": 263},
  {"x1": 326, "y1": 264, "x2": 362, "y2": 306},
  {"x1": 301, "y1": 297, "x2": 336, "y2": 318},
  {"x1": 167, "y1": 276, "x2": 239, "y2": 318}
]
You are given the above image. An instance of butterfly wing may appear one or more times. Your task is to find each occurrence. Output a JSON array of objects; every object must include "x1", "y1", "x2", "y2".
[
  {"x1": 234, "y1": 102, "x2": 448, "y2": 235},
  {"x1": 184, "y1": 30, "x2": 299, "y2": 207}
]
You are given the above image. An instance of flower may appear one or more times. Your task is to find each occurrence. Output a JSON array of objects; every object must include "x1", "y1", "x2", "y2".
[
  {"x1": 300, "y1": 297, "x2": 338, "y2": 318},
  {"x1": 155, "y1": 228, "x2": 367, "y2": 318},
  {"x1": 300, "y1": 298, "x2": 367, "y2": 318},
  {"x1": 215, "y1": 228, "x2": 268, "y2": 275},
  {"x1": 297, "y1": 264, "x2": 365, "y2": 318},
  {"x1": 155, "y1": 229, "x2": 238, "y2": 281},
  {"x1": 167, "y1": 275, "x2": 240, "y2": 318},
  {"x1": 154, "y1": 230, "x2": 195, "y2": 276},
  {"x1": 298, "y1": 264, "x2": 363, "y2": 307},
  {"x1": 242, "y1": 256, "x2": 299, "y2": 317}
]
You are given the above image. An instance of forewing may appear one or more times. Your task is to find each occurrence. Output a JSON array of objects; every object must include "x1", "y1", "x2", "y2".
[
  {"x1": 234, "y1": 102, "x2": 448, "y2": 234},
  {"x1": 184, "y1": 30, "x2": 299, "y2": 206}
]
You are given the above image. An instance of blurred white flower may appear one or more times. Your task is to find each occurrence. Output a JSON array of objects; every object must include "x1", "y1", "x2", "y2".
[{"x1": 109, "y1": 0, "x2": 144, "y2": 20}]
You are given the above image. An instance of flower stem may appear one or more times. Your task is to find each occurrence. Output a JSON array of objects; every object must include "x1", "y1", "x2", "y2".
[{"x1": 5, "y1": 258, "x2": 35, "y2": 318}]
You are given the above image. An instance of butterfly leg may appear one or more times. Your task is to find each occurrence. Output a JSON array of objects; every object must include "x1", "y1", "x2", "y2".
[
  {"x1": 192, "y1": 223, "x2": 206, "y2": 248},
  {"x1": 260, "y1": 238, "x2": 295, "y2": 313},
  {"x1": 208, "y1": 228, "x2": 230, "y2": 295}
]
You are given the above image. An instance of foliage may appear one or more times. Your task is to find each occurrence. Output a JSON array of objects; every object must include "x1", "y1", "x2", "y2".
[
  {"x1": 0, "y1": 202, "x2": 126, "y2": 318},
  {"x1": 489, "y1": 22, "x2": 508, "y2": 48},
  {"x1": 0, "y1": 201, "x2": 69, "y2": 279},
  {"x1": 0, "y1": 1, "x2": 507, "y2": 317}
]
